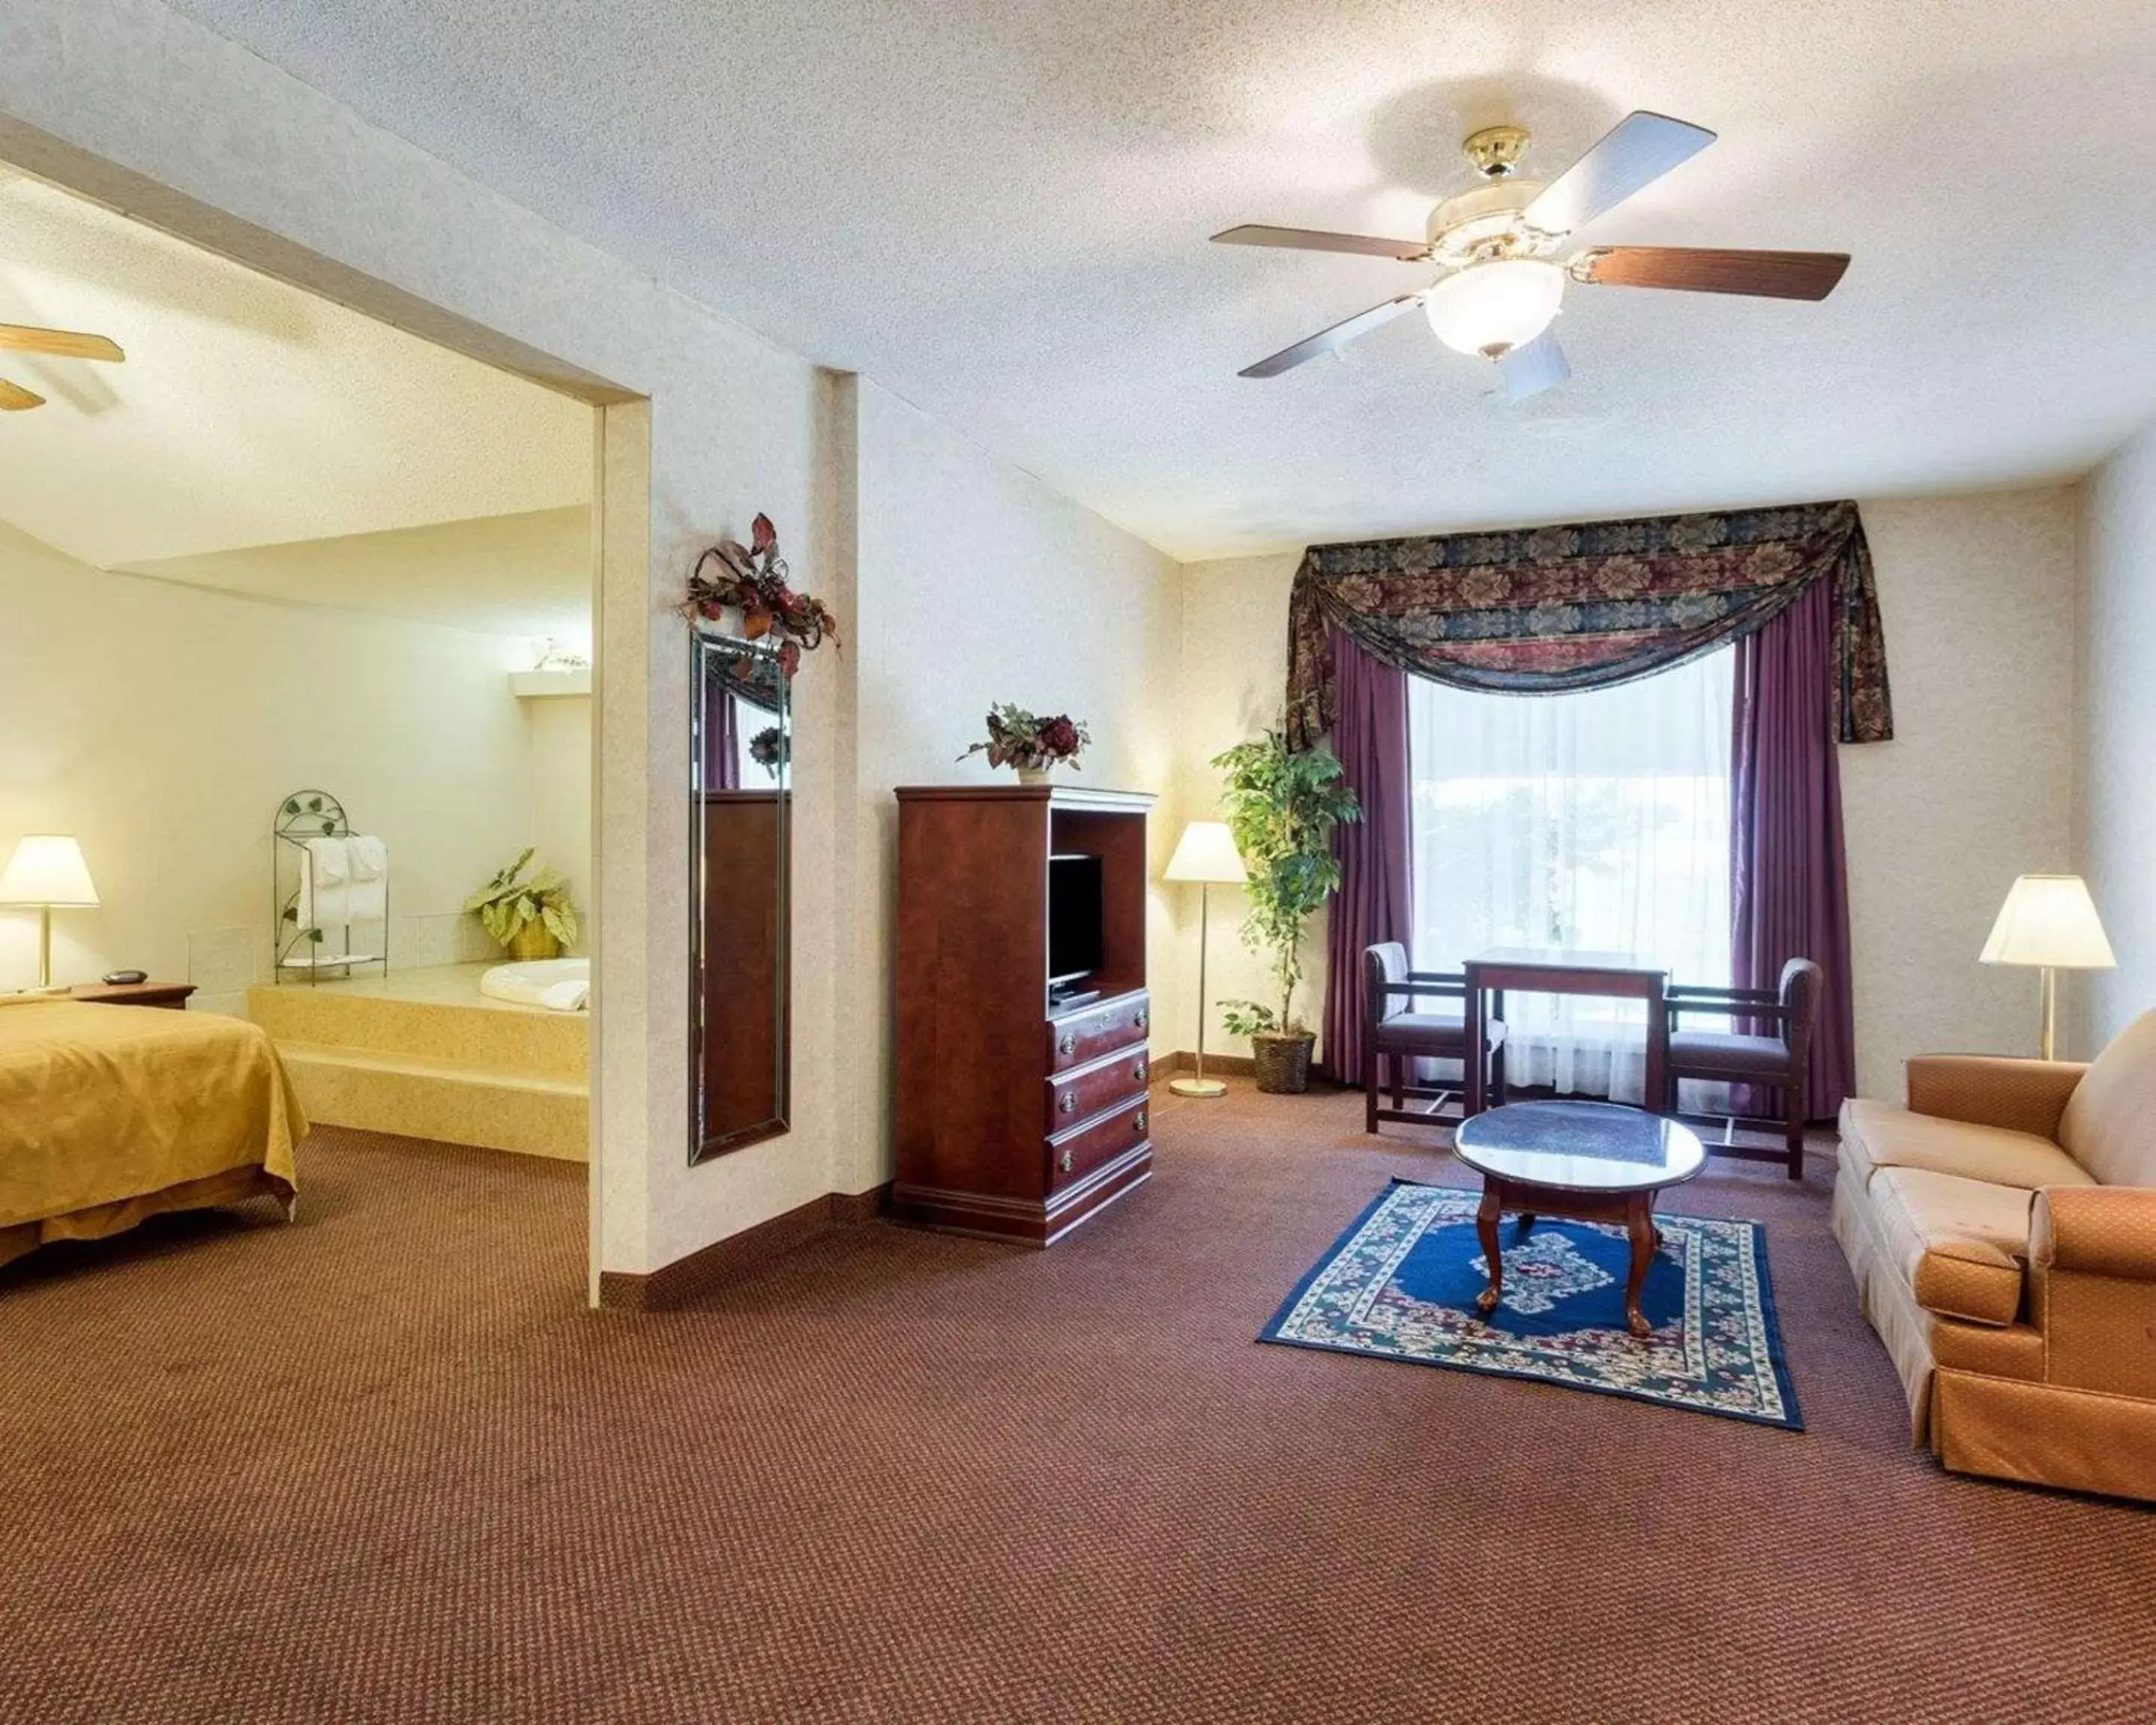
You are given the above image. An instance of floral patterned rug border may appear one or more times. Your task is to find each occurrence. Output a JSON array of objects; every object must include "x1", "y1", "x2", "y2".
[{"x1": 1258, "y1": 1178, "x2": 1803, "y2": 1430}]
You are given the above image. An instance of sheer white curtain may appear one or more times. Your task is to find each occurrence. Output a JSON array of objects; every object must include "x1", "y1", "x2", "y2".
[{"x1": 1407, "y1": 650, "x2": 1733, "y2": 1103}]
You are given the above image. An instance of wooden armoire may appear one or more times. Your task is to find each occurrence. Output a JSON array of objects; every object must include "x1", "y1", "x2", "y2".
[{"x1": 892, "y1": 784, "x2": 1154, "y2": 1244}]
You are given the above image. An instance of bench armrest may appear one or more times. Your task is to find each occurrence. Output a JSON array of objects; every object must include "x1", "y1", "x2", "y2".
[
  {"x1": 1904, "y1": 1055, "x2": 2088, "y2": 1140},
  {"x1": 2033, "y1": 1187, "x2": 2156, "y2": 1280}
]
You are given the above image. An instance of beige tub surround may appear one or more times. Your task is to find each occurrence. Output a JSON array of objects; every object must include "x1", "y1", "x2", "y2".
[
  {"x1": 1833, "y1": 1015, "x2": 2156, "y2": 1501},
  {"x1": 248, "y1": 964, "x2": 587, "y2": 1160}
]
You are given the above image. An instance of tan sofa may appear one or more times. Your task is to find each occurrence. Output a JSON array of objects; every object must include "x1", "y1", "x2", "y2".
[{"x1": 1834, "y1": 1009, "x2": 2156, "y2": 1501}]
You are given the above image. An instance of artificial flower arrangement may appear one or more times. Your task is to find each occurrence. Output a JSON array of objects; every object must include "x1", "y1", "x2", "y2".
[
  {"x1": 680, "y1": 512, "x2": 840, "y2": 679},
  {"x1": 957, "y1": 702, "x2": 1092, "y2": 777},
  {"x1": 749, "y1": 724, "x2": 789, "y2": 778}
]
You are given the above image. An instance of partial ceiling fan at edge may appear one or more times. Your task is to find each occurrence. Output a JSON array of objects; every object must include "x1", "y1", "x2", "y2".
[{"x1": 0, "y1": 320, "x2": 127, "y2": 410}]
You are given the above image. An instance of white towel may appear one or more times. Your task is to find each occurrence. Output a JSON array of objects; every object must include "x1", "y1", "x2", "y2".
[
  {"x1": 345, "y1": 835, "x2": 389, "y2": 922},
  {"x1": 537, "y1": 978, "x2": 589, "y2": 1013},
  {"x1": 299, "y1": 836, "x2": 350, "y2": 928}
]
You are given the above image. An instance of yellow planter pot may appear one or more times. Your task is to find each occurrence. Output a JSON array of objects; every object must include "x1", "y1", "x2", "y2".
[{"x1": 507, "y1": 921, "x2": 562, "y2": 961}]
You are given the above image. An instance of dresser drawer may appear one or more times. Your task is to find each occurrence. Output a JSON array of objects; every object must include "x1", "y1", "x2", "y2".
[
  {"x1": 1047, "y1": 990, "x2": 1149, "y2": 1073},
  {"x1": 1046, "y1": 1044, "x2": 1151, "y2": 1131},
  {"x1": 1046, "y1": 1091, "x2": 1149, "y2": 1191}
]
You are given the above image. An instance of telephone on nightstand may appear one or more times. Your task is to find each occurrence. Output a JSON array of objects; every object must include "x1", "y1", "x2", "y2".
[{"x1": 101, "y1": 969, "x2": 147, "y2": 986}]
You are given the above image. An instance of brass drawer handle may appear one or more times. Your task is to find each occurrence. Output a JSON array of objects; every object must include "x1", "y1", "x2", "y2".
[
  {"x1": 1058, "y1": 1032, "x2": 1077, "y2": 1056},
  {"x1": 1059, "y1": 1149, "x2": 1074, "y2": 1172},
  {"x1": 1058, "y1": 1092, "x2": 1077, "y2": 1115},
  {"x1": 1133, "y1": 1110, "x2": 1148, "y2": 1134},
  {"x1": 1133, "y1": 1060, "x2": 1148, "y2": 1083}
]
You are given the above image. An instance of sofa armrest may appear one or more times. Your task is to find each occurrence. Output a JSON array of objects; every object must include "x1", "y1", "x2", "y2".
[
  {"x1": 2032, "y1": 1187, "x2": 2156, "y2": 1280},
  {"x1": 1904, "y1": 1055, "x2": 2089, "y2": 1140}
]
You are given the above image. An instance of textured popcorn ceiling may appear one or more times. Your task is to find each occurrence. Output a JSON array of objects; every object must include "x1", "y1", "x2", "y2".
[
  {"x1": 0, "y1": 168, "x2": 589, "y2": 571},
  {"x1": 166, "y1": 1, "x2": 2156, "y2": 558}
]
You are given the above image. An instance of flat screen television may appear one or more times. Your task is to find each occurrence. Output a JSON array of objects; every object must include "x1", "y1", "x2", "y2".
[{"x1": 1047, "y1": 852, "x2": 1104, "y2": 994}]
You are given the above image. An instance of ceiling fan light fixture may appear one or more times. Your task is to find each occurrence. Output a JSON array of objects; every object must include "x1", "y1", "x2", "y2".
[{"x1": 1422, "y1": 258, "x2": 1565, "y2": 357}]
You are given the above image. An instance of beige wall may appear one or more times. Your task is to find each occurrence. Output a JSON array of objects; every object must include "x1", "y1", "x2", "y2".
[
  {"x1": 2075, "y1": 420, "x2": 2156, "y2": 1048},
  {"x1": 832, "y1": 379, "x2": 1186, "y2": 1196},
  {"x1": 1842, "y1": 493, "x2": 2078, "y2": 1084},
  {"x1": 525, "y1": 693, "x2": 593, "y2": 946},
  {"x1": 1172, "y1": 492, "x2": 2081, "y2": 1098},
  {"x1": 1174, "y1": 553, "x2": 1314, "y2": 1061},
  {"x1": 0, "y1": 523, "x2": 543, "y2": 1011}
]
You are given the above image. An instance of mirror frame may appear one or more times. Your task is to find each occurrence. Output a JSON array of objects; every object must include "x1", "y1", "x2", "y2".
[{"x1": 688, "y1": 627, "x2": 792, "y2": 1163}]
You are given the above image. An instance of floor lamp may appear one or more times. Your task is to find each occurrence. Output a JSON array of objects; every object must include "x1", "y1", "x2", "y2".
[
  {"x1": 1979, "y1": 873, "x2": 2115, "y2": 1060},
  {"x1": 1164, "y1": 821, "x2": 1248, "y2": 1099}
]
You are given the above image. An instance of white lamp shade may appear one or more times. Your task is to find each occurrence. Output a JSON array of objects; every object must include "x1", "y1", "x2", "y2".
[
  {"x1": 0, "y1": 835, "x2": 99, "y2": 907},
  {"x1": 1422, "y1": 259, "x2": 1565, "y2": 356},
  {"x1": 1979, "y1": 874, "x2": 2114, "y2": 970},
  {"x1": 1164, "y1": 821, "x2": 1248, "y2": 885}
]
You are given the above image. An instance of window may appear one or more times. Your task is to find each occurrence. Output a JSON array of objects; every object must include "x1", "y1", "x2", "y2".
[{"x1": 1407, "y1": 650, "x2": 1733, "y2": 1103}]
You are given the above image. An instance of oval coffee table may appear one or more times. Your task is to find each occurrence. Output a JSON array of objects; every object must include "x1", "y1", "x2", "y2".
[{"x1": 1453, "y1": 1100, "x2": 1707, "y2": 1337}]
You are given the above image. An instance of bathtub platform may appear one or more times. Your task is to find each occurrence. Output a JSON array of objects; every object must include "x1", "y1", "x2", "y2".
[{"x1": 247, "y1": 963, "x2": 588, "y2": 1161}]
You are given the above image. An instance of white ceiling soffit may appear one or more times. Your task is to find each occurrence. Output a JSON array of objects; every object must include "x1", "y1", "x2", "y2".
[
  {"x1": 117, "y1": 506, "x2": 592, "y2": 643},
  {"x1": 0, "y1": 168, "x2": 589, "y2": 571},
  {"x1": 167, "y1": 2, "x2": 2156, "y2": 560}
]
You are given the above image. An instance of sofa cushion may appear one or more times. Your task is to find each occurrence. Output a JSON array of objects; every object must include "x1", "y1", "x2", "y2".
[
  {"x1": 2058, "y1": 1008, "x2": 2156, "y2": 1188},
  {"x1": 1842, "y1": 1098, "x2": 2096, "y2": 1191},
  {"x1": 1870, "y1": 1166, "x2": 2033, "y2": 1327}
]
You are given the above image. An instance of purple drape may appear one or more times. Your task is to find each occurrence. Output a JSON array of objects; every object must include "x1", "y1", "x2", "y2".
[
  {"x1": 1731, "y1": 578, "x2": 1859, "y2": 1117},
  {"x1": 704, "y1": 678, "x2": 741, "y2": 791},
  {"x1": 1319, "y1": 629, "x2": 1412, "y2": 1084}
]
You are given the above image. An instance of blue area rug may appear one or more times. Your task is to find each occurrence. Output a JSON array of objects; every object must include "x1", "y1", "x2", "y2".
[{"x1": 1260, "y1": 1178, "x2": 1802, "y2": 1429}]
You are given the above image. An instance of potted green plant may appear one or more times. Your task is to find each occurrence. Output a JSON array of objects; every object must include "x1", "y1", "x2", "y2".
[
  {"x1": 1212, "y1": 728, "x2": 1361, "y2": 1094},
  {"x1": 464, "y1": 848, "x2": 579, "y2": 961}
]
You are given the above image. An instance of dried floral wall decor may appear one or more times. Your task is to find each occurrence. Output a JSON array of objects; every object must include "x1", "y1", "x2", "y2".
[{"x1": 681, "y1": 513, "x2": 840, "y2": 678}]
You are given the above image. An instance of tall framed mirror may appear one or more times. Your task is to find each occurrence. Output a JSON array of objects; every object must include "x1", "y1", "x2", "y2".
[{"x1": 689, "y1": 628, "x2": 791, "y2": 1161}]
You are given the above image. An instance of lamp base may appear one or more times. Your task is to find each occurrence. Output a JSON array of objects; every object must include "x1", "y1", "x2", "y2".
[{"x1": 1169, "y1": 1077, "x2": 1227, "y2": 1098}]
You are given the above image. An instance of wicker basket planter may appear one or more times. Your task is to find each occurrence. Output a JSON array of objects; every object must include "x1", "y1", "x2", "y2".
[{"x1": 1252, "y1": 1031, "x2": 1315, "y2": 1095}]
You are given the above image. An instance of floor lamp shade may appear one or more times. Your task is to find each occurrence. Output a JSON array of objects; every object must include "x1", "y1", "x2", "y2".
[
  {"x1": 1165, "y1": 821, "x2": 1248, "y2": 886},
  {"x1": 1165, "y1": 822, "x2": 1246, "y2": 1098},
  {"x1": 0, "y1": 835, "x2": 100, "y2": 991},
  {"x1": 1979, "y1": 873, "x2": 2114, "y2": 1059}
]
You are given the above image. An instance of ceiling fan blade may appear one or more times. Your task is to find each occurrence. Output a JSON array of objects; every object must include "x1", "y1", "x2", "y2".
[
  {"x1": 1574, "y1": 246, "x2": 1851, "y2": 300},
  {"x1": 0, "y1": 377, "x2": 46, "y2": 410},
  {"x1": 1212, "y1": 224, "x2": 1429, "y2": 261},
  {"x1": 0, "y1": 323, "x2": 124, "y2": 362},
  {"x1": 1523, "y1": 112, "x2": 1716, "y2": 236},
  {"x1": 1238, "y1": 293, "x2": 1426, "y2": 379},
  {"x1": 1498, "y1": 331, "x2": 1571, "y2": 402}
]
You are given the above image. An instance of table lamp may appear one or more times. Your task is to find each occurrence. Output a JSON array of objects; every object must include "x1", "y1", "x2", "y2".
[
  {"x1": 1163, "y1": 820, "x2": 1248, "y2": 1098},
  {"x1": 1979, "y1": 873, "x2": 2114, "y2": 1060},
  {"x1": 0, "y1": 835, "x2": 101, "y2": 991}
]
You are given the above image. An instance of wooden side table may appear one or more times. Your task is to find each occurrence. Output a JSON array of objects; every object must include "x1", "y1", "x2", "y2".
[
  {"x1": 1462, "y1": 947, "x2": 1669, "y2": 1117},
  {"x1": 67, "y1": 980, "x2": 196, "y2": 1010}
]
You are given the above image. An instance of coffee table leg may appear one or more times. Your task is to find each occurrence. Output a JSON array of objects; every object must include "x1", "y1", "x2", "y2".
[
  {"x1": 1623, "y1": 1193, "x2": 1657, "y2": 1338},
  {"x1": 1475, "y1": 1184, "x2": 1503, "y2": 1317}
]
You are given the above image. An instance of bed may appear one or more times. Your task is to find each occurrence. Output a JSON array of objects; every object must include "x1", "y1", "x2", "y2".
[{"x1": 0, "y1": 998, "x2": 305, "y2": 1271}]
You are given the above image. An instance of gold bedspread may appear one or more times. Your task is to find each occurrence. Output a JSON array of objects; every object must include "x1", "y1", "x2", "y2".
[{"x1": 0, "y1": 1000, "x2": 304, "y2": 1261}]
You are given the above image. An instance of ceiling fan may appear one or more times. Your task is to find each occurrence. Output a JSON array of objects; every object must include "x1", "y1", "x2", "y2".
[
  {"x1": 0, "y1": 320, "x2": 125, "y2": 410},
  {"x1": 1213, "y1": 111, "x2": 1849, "y2": 400}
]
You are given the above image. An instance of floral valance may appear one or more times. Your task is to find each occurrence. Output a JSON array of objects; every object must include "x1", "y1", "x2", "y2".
[{"x1": 1285, "y1": 499, "x2": 1891, "y2": 750}]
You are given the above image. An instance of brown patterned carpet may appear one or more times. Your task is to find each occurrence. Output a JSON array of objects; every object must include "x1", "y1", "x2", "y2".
[{"x1": 2, "y1": 1087, "x2": 2151, "y2": 1724}]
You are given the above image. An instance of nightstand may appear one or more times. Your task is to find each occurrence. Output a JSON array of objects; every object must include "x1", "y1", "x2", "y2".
[{"x1": 67, "y1": 980, "x2": 196, "y2": 1010}]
